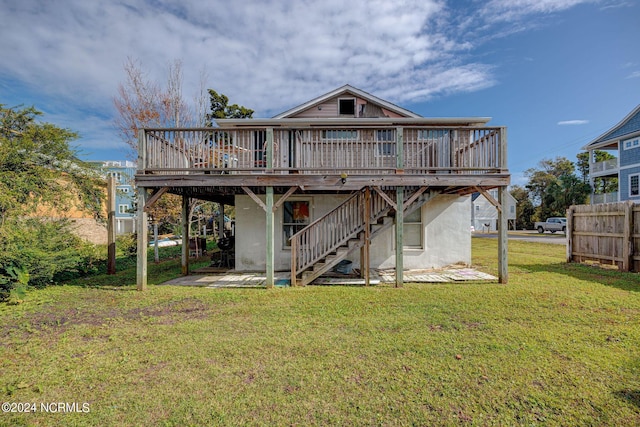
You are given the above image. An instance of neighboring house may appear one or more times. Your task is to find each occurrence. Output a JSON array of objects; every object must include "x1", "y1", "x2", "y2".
[
  {"x1": 100, "y1": 161, "x2": 137, "y2": 234},
  {"x1": 471, "y1": 189, "x2": 517, "y2": 232},
  {"x1": 135, "y1": 85, "x2": 510, "y2": 287},
  {"x1": 583, "y1": 104, "x2": 640, "y2": 204}
]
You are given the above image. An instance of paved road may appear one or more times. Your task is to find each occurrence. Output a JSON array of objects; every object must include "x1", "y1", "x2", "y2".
[{"x1": 473, "y1": 231, "x2": 567, "y2": 245}]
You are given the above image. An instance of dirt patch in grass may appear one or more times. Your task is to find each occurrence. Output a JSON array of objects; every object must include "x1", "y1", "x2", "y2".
[{"x1": 0, "y1": 297, "x2": 213, "y2": 338}]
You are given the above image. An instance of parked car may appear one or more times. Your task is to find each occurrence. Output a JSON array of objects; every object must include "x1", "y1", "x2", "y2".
[{"x1": 534, "y1": 217, "x2": 567, "y2": 234}]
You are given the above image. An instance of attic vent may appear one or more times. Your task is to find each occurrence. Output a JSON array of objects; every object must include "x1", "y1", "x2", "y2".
[{"x1": 338, "y1": 98, "x2": 355, "y2": 116}]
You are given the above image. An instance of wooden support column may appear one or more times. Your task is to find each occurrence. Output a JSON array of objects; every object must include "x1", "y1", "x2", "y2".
[
  {"x1": 395, "y1": 186, "x2": 404, "y2": 288},
  {"x1": 498, "y1": 186, "x2": 508, "y2": 284},
  {"x1": 266, "y1": 186, "x2": 274, "y2": 288},
  {"x1": 136, "y1": 186, "x2": 148, "y2": 291},
  {"x1": 395, "y1": 127, "x2": 404, "y2": 288},
  {"x1": 181, "y1": 196, "x2": 190, "y2": 276},
  {"x1": 107, "y1": 176, "x2": 116, "y2": 275},
  {"x1": 361, "y1": 187, "x2": 371, "y2": 285}
]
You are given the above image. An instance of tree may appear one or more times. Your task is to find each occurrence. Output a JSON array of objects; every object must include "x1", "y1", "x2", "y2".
[
  {"x1": 113, "y1": 58, "x2": 206, "y2": 157},
  {"x1": 0, "y1": 104, "x2": 103, "y2": 223},
  {"x1": 0, "y1": 104, "x2": 104, "y2": 301},
  {"x1": 113, "y1": 59, "x2": 253, "y2": 237},
  {"x1": 510, "y1": 185, "x2": 535, "y2": 230},
  {"x1": 576, "y1": 150, "x2": 618, "y2": 194},
  {"x1": 523, "y1": 156, "x2": 591, "y2": 223},
  {"x1": 206, "y1": 90, "x2": 254, "y2": 125}
]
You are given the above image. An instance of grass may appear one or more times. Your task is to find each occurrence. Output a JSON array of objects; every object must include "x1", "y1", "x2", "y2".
[{"x1": 1, "y1": 239, "x2": 639, "y2": 426}]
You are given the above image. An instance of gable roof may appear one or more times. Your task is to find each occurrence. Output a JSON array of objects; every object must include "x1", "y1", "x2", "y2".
[
  {"x1": 272, "y1": 84, "x2": 422, "y2": 119},
  {"x1": 583, "y1": 104, "x2": 640, "y2": 150}
]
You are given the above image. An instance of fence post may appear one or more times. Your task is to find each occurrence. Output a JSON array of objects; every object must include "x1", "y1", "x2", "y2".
[
  {"x1": 623, "y1": 201, "x2": 633, "y2": 272},
  {"x1": 566, "y1": 206, "x2": 574, "y2": 264}
]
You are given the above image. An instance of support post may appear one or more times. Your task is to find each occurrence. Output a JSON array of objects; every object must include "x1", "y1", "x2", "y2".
[
  {"x1": 363, "y1": 187, "x2": 371, "y2": 286},
  {"x1": 107, "y1": 176, "x2": 116, "y2": 275},
  {"x1": 266, "y1": 186, "x2": 274, "y2": 288},
  {"x1": 136, "y1": 187, "x2": 148, "y2": 291},
  {"x1": 218, "y1": 203, "x2": 225, "y2": 239},
  {"x1": 498, "y1": 186, "x2": 508, "y2": 284},
  {"x1": 395, "y1": 186, "x2": 404, "y2": 287},
  {"x1": 181, "y1": 196, "x2": 190, "y2": 276}
]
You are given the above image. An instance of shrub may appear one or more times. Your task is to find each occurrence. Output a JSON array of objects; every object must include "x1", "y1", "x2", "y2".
[
  {"x1": 116, "y1": 233, "x2": 137, "y2": 257},
  {"x1": 0, "y1": 218, "x2": 106, "y2": 294}
]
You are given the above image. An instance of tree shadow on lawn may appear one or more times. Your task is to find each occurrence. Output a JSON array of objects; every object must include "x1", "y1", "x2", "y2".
[
  {"x1": 613, "y1": 390, "x2": 640, "y2": 409},
  {"x1": 511, "y1": 261, "x2": 639, "y2": 293}
]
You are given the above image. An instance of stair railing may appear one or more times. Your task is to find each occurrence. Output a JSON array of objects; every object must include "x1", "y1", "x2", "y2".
[{"x1": 290, "y1": 188, "x2": 396, "y2": 283}]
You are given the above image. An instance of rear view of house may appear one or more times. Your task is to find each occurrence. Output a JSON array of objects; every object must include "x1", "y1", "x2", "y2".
[{"x1": 135, "y1": 85, "x2": 510, "y2": 288}]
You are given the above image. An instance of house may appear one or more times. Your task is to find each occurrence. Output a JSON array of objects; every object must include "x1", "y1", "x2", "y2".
[
  {"x1": 471, "y1": 189, "x2": 517, "y2": 232},
  {"x1": 100, "y1": 161, "x2": 137, "y2": 234},
  {"x1": 135, "y1": 85, "x2": 510, "y2": 288},
  {"x1": 582, "y1": 104, "x2": 640, "y2": 204}
]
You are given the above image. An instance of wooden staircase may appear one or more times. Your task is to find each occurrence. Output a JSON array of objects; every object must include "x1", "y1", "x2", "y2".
[{"x1": 290, "y1": 187, "x2": 435, "y2": 286}]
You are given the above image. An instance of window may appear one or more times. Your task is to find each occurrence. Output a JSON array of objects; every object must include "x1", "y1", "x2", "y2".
[
  {"x1": 376, "y1": 129, "x2": 396, "y2": 157},
  {"x1": 630, "y1": 174, "x2": 639, "y2": 197},
  {"x1": 322, "y1": 130, "x2": 358, "y2": 140},
  {"x1": 338, "y1": 98, "x2": 356, "y2": 116},
  {"x1": 418, "y1": 129, "x2": 449, "y2": 140},
  {"x1": 110, "y1": 172, "x2": 122, "y2": 183},
  {"x1": 623, "y1": 137, "x2": 640, "y2": 150},
  {"x1": 403, "y1": 208, "x2": 423, "y2": 249},
  {"x1": 118, "y1": 204, "x2": 129, "y2": 214},
  {"x1": 118, "y1": 186, "x2": 130, "y2": 193},
  {"x1": 283, "y1": 201, "x2": 311, "y2": 247},
  {"x1": 510, "y1": 205, "x2": 515, "y2": 214}
]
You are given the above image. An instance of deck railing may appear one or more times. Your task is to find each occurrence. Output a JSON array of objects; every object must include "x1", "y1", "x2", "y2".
[
  {"x1": 139, "y1": 126, "x2": 505, "y2": 174},
  {"x1": 591, "y1": 158, "x2": 618, "y2": 175}
]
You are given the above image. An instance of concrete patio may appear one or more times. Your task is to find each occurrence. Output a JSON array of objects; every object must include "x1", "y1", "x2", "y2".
[{"x1": 161, "y1": 266, "x2": 497, "y2": 288}]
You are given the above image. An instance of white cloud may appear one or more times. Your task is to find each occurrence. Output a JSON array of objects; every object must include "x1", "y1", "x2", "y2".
[
  {"x1": 557, "y1": 120, "x2": 589, "y2": 125},
  {"x1": 0, "y1": 0, "x2": 599, "y2": 157},
  {"x1": 626, "y1": 71, "x2": 640, "y2": 79}
]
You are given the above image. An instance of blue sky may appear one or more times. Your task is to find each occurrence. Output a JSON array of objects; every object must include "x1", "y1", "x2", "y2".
[{"x1": 1, "y1": 0, "x2": 638, "y2": 186}]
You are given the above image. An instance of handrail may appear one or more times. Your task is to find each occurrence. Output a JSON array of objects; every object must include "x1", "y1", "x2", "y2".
[{"x1": 290, "y1": 187, "x2": 394, "y2": 280}]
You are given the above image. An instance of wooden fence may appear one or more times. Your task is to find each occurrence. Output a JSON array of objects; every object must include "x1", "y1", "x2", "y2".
[{"x1": 566, "y1": 201, "x2": 640, "y2": 272}]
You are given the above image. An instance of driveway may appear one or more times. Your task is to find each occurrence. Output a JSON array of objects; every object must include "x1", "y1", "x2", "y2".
[{"x1": 473, "y1": 230, "x2": 567, "y2": 245}]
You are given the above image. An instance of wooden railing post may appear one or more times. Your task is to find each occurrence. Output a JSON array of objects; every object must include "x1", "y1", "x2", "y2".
[
  {"x1": 290, "y1": 236, "x2": 298, "y2": 286},
  {"x1": 138, "y1": 129, "x2": 146, "y2": 172},
  {"x1": 266, "y1": 128, "x2": 274, "y2": 170},
  {"x1": 500, "y1": 126, "x2": 508, "y2": 172},
  {"x1": 396, "y1": 127, "x2": 404, "y2": 171}
]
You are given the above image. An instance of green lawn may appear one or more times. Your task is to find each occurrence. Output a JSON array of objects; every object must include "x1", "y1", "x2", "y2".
[{"x1": 1, "y1": 240, "x2": 639, "y2": 426}]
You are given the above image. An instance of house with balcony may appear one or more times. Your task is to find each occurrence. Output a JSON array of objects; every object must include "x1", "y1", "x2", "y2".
[
  {"x1": 134, "y1": 85, "x2": 510, "y2": 289},
  {"x1": 583, "y1": 104, "x2": 640, "y2": 204},
  {"x1": 100, "y1": 161, "x2": 137, "y2": 234}
]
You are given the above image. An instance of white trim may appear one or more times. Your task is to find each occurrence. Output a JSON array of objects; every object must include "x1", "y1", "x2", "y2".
[
  {"x1": 583, "y1": 104, "x2": 640, "y2": 149},
  {"x1": 630, "y1": 173, "x2": 640, "y2": 197}
]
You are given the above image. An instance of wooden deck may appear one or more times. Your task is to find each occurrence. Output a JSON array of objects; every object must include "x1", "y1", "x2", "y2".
[{"x1": 135, "y1": 124, "x2": 509, "y2": 199}]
